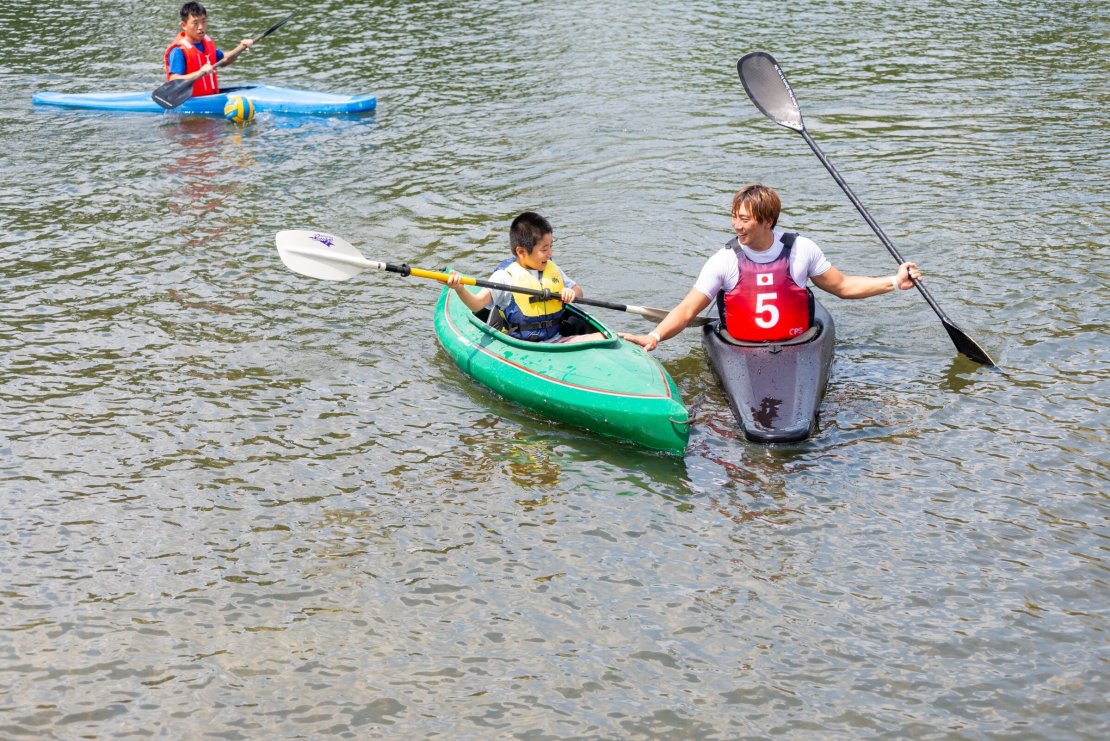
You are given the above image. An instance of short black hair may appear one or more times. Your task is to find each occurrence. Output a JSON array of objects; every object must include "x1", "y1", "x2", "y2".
[
  {"x1": 180, "y1": 2, "x2": 207, "y2": 21},
  {"x1": 509, "y1": 212, "x2": 552, "y2": 255}
]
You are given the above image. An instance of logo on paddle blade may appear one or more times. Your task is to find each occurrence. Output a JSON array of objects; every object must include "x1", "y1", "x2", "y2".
[{"x1": 310, "y1": 233, "x2": 335, "y2": 248}]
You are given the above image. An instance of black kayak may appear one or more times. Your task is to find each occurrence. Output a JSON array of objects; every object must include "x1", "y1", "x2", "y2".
[{"x1": 702, "y1": 300, "x2": 836, "y2": 443}]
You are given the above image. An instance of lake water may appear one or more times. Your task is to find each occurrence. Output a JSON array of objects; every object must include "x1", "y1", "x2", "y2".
[{"x1": 1, "y1": 0, "x2": 1107, "y2": 737}]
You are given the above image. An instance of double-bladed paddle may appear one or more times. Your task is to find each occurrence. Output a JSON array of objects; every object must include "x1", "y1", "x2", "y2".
[
  {"x1": 737, "y1": 51, "x2": 997, "y2": 367},
  {"x1": 275, "y1": 229, "x2": 713, "y2": 327},
  {"x1": 152, "y1": 10, "x2": 297, "y2": 110}
]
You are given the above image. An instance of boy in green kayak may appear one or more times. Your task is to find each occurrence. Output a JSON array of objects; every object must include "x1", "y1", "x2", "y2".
[
  {"x1": 446, "y1": 212, "x2": 603, "y2": 343},
  {"x1": 164, "y1": 2, "x2": 254, "y2": 97},
  {"x1": 621, "y1": 183, "x2": 921, "y2": 350}
]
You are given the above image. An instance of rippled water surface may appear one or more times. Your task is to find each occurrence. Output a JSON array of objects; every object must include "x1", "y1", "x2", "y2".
[{"x1": 1, "y1": 0, "x2": 1107, "y2": 738}]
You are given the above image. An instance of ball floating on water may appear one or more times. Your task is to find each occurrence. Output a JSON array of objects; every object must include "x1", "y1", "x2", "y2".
[{"x1": 223, "y1": 95, "x2": 255, "y2": 123}]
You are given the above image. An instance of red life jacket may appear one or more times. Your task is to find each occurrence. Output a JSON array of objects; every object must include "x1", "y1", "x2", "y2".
[
  {"x1": 163, "y1": 33, "x2": 219, "y2": 97},
  {"x1": 717, "y1": 232, "x2": 813, "y2": 342}
]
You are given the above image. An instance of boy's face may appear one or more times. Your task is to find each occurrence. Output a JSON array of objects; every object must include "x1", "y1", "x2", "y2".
[
  {"x1": 516, "y1": 233, "x2": 553, "y2": 271},
  {"x1": 181, "y1": 13, "x2": 208, "y2": 43}
]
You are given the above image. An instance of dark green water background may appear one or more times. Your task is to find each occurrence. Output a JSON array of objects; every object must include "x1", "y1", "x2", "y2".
[{"x1": 1, "y1": 0, "x2": 1106, "y2": 737}]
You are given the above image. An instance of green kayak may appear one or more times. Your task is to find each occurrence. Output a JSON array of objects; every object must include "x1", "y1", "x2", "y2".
[{"x1": 433, "y1": 286, "x2": 690, "y2": 454}]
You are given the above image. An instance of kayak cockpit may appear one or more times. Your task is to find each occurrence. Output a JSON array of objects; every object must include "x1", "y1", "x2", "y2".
[
  {"x1": 712, "y1": 321, "x2": 823, "y2": 348},
  {"x1": 466, "y1": 303, "x2": 619, "y2": 349}
]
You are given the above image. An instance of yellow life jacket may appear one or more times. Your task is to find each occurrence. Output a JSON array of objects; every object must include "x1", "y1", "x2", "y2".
[{"x1": 498, "y1": 259, "x2": 565, "y2": 341}]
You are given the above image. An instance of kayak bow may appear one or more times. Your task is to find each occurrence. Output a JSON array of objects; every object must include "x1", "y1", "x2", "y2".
[{"x1": 702, "y1": 299, "x2": 836, "y2": 443}]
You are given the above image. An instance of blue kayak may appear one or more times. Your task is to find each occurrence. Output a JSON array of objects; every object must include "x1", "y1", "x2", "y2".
[{"x1": 31, "y1": 83, "x2": 376, "y2": 116}]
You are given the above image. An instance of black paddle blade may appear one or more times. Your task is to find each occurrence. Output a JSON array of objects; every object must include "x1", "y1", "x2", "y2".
[
  {"x1": 737, "y1": 52, "x2": 804, "y2": 132},
  {"x1": 151, "y1": 78, "x2": 194, "y2": 109},
  {"x1": 943, "y1": 321, "x2": 997, "y2": 367}
]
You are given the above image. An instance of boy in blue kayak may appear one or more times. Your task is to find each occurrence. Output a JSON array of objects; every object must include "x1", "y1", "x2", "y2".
[
  {"x1": 446, "y1": 212, "x2": 603, "y2": 343},
  {"x1": 621, "y1": 183, "x2": 921, "y2": 350},
  {"x1": 164, "y1": 2, "x2": 254, "y2": 97}
]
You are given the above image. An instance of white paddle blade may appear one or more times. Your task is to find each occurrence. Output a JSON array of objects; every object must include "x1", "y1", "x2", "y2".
[
  {"x1": 737, "y1": 52, "x2": 805, "y2": 132},
  {"x1": 275, "y1": 229, "x2": 381, "y2": 281},
  {"x1": 622, "y1": 304, "x2": 712, "y2": 326}
]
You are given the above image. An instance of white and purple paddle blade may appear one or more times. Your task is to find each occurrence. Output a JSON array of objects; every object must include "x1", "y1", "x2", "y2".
[{"x1": 276, "y1": 230, "x2": 383, "y2": 282}]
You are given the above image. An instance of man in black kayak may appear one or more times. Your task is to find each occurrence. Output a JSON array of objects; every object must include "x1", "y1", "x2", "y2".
[{"x1": 620, "y1": 184, "x2": 921, "y2": 350}]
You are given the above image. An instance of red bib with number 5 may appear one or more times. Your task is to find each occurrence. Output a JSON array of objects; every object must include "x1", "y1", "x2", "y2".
[{"x1": 719, "y1": 233, "x2": 812, "y2": 342}]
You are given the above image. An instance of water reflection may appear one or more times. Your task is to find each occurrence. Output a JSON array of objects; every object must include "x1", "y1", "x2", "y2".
[
  {"x1": 940, "y1": 354, "x2": 1011, "y2": 394},
  {"x1": 160, "y1": 117, "x2": 256, "y2": 237}
]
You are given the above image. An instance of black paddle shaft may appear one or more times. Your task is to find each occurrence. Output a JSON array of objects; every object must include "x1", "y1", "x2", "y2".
[
  {"x1": 737, "y1": 52, "x2": 997, "y2": 367},
  {"x1": 797, "y1": 128, "x2": 997, "y2": 366},
  {"x1": 798, "y1": 129, "x2": 936, "y2": 313}
]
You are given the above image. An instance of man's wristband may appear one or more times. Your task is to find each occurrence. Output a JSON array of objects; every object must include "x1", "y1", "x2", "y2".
[
  {"x1": 648, "y1": 331, "x2": 662, "y2": 344},
  {"x1": 891, "y1": 275, "x2": 899, "y2": 292}
]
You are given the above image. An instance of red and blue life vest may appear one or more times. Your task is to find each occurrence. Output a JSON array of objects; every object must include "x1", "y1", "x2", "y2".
[
  {"x1": 717, "y1": 232, "x2": 813, "y2": 342},
  {"x1": 163, "y1": 33, "x2": 219, "y2": 97}
]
